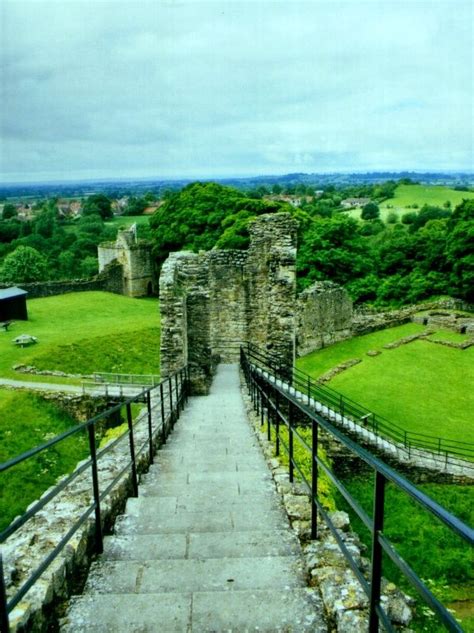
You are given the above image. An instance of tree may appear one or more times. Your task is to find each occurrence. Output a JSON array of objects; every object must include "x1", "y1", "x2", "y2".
[
  {"x1": 82, "y1": 194, "x2": 112, "y2": 220},
  {"x1": 361, "y1": 202, "x2": 380, "y2": 221},
  {"x1": 0, "y1": 246, "x2": 48, "y2": 283},
  {"x1": 2, "y1": 203, "x2": 18, "y2": 219}
]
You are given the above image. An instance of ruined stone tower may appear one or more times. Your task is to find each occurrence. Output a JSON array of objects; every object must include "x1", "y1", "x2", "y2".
[
  {"x1": 159, "y1": 212, "x2": 298, "y2": 394},
  {"x1": 98, "y1": 228, "x2": 156, "y2": 297}
]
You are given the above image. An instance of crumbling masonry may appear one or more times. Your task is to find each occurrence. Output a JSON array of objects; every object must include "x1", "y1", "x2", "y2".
[{"x1": 159, "y1": 213, "x2": 298, "y2": 394}]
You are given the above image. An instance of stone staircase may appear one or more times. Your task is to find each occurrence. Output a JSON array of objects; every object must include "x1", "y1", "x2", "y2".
[{"x1": 62, "y1": 364, "x2": 326, "y2": 632}]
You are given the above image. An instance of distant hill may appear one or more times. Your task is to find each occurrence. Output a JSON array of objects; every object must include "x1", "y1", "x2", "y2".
[{"x1": 1, "y1": 171, "x2": 472, "y2": 201}]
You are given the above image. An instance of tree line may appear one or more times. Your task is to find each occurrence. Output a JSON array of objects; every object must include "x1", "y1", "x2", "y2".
[{"x1": 1, "y1": 182, "x2": 472, "y2": 306}]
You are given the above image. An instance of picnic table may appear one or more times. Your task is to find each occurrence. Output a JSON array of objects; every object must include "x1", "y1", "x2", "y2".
[
  {"x1": 1, "y1": 321, "x2": 13, "y2": 331},
  {"x1": 12, "y1": 334, "x2": 38, "y2": 347}
]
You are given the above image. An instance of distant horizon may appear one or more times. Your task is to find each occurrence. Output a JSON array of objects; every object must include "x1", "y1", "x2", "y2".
[
  {"x1": 2, "y1": 168, "x2": 474, "y2": 189},
  {"x1": 1, "y1": 2, "x2": 472, "y2": 186}
]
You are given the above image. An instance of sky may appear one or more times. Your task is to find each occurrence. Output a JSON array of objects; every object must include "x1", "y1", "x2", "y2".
[{"x1": 1, "y1": 0, "x2": 473, "y2": 183}]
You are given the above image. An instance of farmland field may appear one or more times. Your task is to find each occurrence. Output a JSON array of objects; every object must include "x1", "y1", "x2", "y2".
[
  {"x1": 297, "y1": 323, "x2": 474, "y2": 443},
  {"x1": 343, "y1": 184, "x2": 474, "y2": 221}
]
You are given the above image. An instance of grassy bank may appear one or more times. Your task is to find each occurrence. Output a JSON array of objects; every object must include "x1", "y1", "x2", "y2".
[
  {"x1": 0, "y1": 390, "x2": 89, "y2": 531},
  {"x1": 336, "y1": 475, "x2": 474, "y2": 631}
]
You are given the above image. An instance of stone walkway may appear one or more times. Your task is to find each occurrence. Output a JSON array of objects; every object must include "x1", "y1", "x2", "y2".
[{"x1": 62, "y1": 364, "x2": 326, "y2": 632}]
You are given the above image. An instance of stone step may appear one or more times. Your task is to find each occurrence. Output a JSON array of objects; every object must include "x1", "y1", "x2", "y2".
[
  {"x1": 139, "y1": 478, "x2": 276, "y2": 497},
  {"x1": 82, "y1": 555, "x2": 306, "y2": 594},
  {"x1": 63, "y1": 588, "x2": 325, "y2": 632},
  {"x1": 123, "y1": 491, "x2": 282, "y2": 515},
  {"x1": 114, "y1": 506, "x2": 288, "y2": 535},
  {"x1": 103, "y1": 529, "x2": 301, "y2": 561}
]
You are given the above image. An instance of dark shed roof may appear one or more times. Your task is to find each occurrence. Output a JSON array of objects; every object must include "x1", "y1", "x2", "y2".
[{"x1": 0, "y1": 287, "x2": 28, "y2": 300}]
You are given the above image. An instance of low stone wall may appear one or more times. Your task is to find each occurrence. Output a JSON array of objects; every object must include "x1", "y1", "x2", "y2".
[
  {"x1": 0, "y1": 261, "x2": 124, "y2": 299},
  {"x1": 2, "y1": 394, "x2": 168, "y2": 632}
]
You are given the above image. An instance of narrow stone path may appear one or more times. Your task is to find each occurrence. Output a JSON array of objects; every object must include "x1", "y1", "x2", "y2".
[{"x1": 63, "y1": 364, "x2": 326, "y2": 632}]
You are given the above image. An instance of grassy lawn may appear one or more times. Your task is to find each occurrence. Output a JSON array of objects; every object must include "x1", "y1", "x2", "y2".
[
  {"x1": 0, "y1": 291, "x2": 160, "y2": 531},
  {"x1": 297, "y1": 324, "x2": 474, "y2": 442},
  {"x1": 343, "y1": 184, "x2": 474, "y2": 221},
  {"x1": 0, "y1": 390, "x2": 89, "y2": 531},
  {"x1": 0, "y1": 291, "x2": 160, "y2": 379}
]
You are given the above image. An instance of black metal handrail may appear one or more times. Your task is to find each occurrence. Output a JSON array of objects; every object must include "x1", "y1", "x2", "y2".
[
  {"x1": 241, "y1": 346, "x2": 473, "y2": 633},
  {"x1": 246, "y1": 343, "x2": 474, "y2": 467},
  {"x1": 0, "y1": 366, "x2": 189, "y2": 633}
]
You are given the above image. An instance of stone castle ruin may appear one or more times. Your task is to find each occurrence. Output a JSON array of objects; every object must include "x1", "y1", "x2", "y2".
[
  {"x1": 159, "y1": 213, "x2": 298, "y2": 393},
  {"x1": 98, "y1": 228, "x2": 156, "y2": 297},
  {"x1": 159, "y1": 212, "x2": 357, "y2": 394}
]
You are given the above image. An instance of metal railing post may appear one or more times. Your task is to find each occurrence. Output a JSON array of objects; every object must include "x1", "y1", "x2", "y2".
[
  {"x1": 168, "y1": 376, "x2": 174, "y2": 428},
  {"x1": 146, "y1": 391, "x2": 153, "y2": 464},
  {"x1": 369, "y1": 471, "x2": 386, "y2": 632},
  {"x1": 275, "y1": 391, "x2": 280, "y2": 457},
  {"x1": 160, "y1": 382, "x2": 166, "y2": 444},
  {"x1": 0, "y1": 553, "x2": 9, "y2": 633},
  {"x1": 267, "y1": 395, "x2": 272, "y2": 441},
  {"x1": 289, "y1": 402, "x2": 294, "y2": 483},
  {"x1": 126, "y1": 403, "x2": 139, "y2": 497},
  {"x1": 311, "y1": 417, "x2": 318, "y2": 540},
  {"x1": 87, "y1": 423, "x2": 103, "y2": 554},
  {"x1": 307, "y1": 376, "x2": 311, "y2": 405},
  {"x1": 175, "y1": 373, "x2": 180, "y2": 416}
]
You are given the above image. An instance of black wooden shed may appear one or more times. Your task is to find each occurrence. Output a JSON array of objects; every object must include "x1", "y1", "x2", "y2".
[{"x1": 0, "y1": 287, "x2": 28, "y2": 321}]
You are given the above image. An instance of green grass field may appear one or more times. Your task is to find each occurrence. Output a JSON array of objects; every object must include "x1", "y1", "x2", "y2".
[
  {"x1": 344, "y1": 184, "x2": 474, "y2": 221},
  {"x1": 297, "y1": 324, "x2": 474, "y2": 443},
  {"x1": 0, "y1": 291, "x2": 160, "y2": 530},
  {"x1": 0, "y1": 390, "x2": 89, "y2": 530},
  {"x1": 108, "y1": 215, "x2": 151, "y2": 229},
  {"x1": 337, "y1": 476, "x2": 474, "y2": 631},
  {"x1": 0, "y1": 291, "x2": 160, "y2": 379}
]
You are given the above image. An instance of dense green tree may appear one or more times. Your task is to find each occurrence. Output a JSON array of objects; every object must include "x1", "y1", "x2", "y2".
[
  {"x1": 0, "y1": 246, "x2": 48, "y2": 283},
  {"x1": 445, "y1": 199, "x2": 474, "y2": 300},
  {"x1": 2, "y1": 203, "x2": 18, "y2": 219},
  {"x1": 82, "y1": 194, "x2": 112, "y2": 220},
  {"x1": 150, "y1": 182, "x2": 289, "y2": 263},
  {"x1": 361, "y1": 202, "x2": 380, "y2": 221},
  {"x1": 125, "y1": 196, "x2": 148, "y2": 216},
  {"x1": 297, "y1": 215, "x2": 373, "y2": 289}
]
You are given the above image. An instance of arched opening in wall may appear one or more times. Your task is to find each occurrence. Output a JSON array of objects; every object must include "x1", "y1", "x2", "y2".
[
  {"x1": 460, "y1": 325, "x2": 467, "y2": 334},
  {"x1": 423, "y1": 318, "x2": 428, "y2": 325},
  {"x1": 147, "y1": 282, "x2": 153, "y2": 296}
]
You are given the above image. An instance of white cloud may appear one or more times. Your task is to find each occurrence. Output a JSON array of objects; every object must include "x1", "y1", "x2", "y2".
[{"x1": 1, "y1": 0, "x2": 472, "y2": 181}]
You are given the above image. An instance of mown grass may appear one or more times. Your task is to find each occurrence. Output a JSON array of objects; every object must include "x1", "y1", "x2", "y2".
[
  {"x1": 0, "y1": 292, "x2": 160, "y2": 379},
  {"x1": 0, "y1": 390, "x2": 89, "y2": 531},
  {"x1": 337, "y1": 475, "x2": 474, "y2": 631},
  {"x1": 297, "y1": 325, "x2": 474, "y2": 443}
]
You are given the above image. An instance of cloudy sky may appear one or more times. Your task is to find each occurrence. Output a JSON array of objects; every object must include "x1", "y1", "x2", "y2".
[{"x1": 1, "y1": 0, "x2": 472, "y2": 183}]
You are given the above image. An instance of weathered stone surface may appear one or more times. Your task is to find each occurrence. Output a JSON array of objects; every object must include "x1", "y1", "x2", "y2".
[
  {"x1": 296, "y1": 281, "x2": 353, "y2": 356},
  {"x1": 98, "y1": 228, "x2": 156, "y2": 297},
  {"x1": 159, "y1": 212, "x2": 297, "y2": 393}
]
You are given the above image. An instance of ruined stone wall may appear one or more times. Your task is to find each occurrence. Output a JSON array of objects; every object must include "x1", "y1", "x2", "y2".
[
  {"x1": 98, "y1": 229, "x2": 156, "y2": 297},
  {"x1": 296, "y1": 281, "x2": 353, "y2": 356},
  {"x1": 246, "y1": 214, "x2": 298, "y2": 372},
  {"x1": 159, "y1": 213, "x2": 298, "y2": 394}
]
